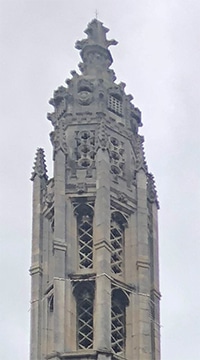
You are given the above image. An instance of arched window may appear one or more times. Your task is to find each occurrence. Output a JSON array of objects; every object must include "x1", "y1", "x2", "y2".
[
  {"x1": 111, "y1": 289, "x2": 129, "y2": 355},
  {"x1": 75, "y1": 203, "x2": 94, "y2": 269},
  {"x1": 110, "y1": 210, "x2": 127, "y2": 275},
  {"x1": 74, "y1": 283, "x2": 94, "y2": 350}
]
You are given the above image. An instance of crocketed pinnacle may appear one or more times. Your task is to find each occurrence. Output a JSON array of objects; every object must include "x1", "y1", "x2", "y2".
[
  {"x1": 147, "y1": 173, "x2": 159, "y2": 209},
  {"x1": 31, "y1": 148, "x2": 48, "y2": 181},
  {"x1": 75, "y1": 18, "x2": 118, "y2": 51}
]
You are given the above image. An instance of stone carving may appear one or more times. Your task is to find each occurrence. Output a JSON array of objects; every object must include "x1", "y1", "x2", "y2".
[
  {"x1": 75, "y1": 130, "x2": 95, "y2": 169},
  {"x1": 147, "y1": 173, "x2": 159, "y2": 208},
  {"x1": 42, "y1": 178, "x2": 54, "y2": 231},
  {"x1": 75, "y1": 19, "x2": 117, "y2": 51},
  {"x1": 77, "y1": 79, "x2": 94, "y2": 106},
  {"x1": 50, "y1": 120, "x2": 68, "y2": 158},
  {"x1": 109, "y1": 136, "x2": 125, "y2": 178},
  {"x1": 47, "y1": 86, "x2": 69, "y2": 125},
  {"x1": 96, "y1": 117, "x2": 109, "y2": 151},
  {"x1": 75, "y1": 19, "x2": 118, "y2": 79},
  {"x1": 135, "y1": 135, "x2": 148, "y2": 172},
  {"x1": 117, "y1": 192, "x2": 128, "y2": 204},
  {"x1": 43, "y1": 178, "x2": 54, "y2": 208},
  {"x1": 76, "y1": 183, "x2": 87, "y2": 194}
]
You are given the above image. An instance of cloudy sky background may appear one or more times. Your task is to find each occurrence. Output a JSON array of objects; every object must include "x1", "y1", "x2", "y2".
[{"x1": 1, "y1": 1, "x2": 200, "y2": 359}]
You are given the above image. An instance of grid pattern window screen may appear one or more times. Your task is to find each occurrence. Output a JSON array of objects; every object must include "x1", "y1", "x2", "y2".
[
  {"x1": 108, "y1": 95, "x2": 122, "y2": 115},
  {"x1": 111, "y1": 297, "x2": 125, "y2": 355},
  {"x1": 110, "y1": 219, "x2": 123, "y2": 274},
  {"x1": 78, "y1": 215, "x2": 93, "y2": 269},
  {"x1": 77, "y1": 289, "x2": 93, "y2": 349}
]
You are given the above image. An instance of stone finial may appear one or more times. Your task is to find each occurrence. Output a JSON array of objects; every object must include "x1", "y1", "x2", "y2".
[
  {"x1": 75, "y1": 19, "x2": 118, "y2": 51},
  {"x1": 147, "y1": 173, "x2": 160, "y2": 208},
  {"x1": 31, "y1": 148, "x2": 48, "y2": 181}
]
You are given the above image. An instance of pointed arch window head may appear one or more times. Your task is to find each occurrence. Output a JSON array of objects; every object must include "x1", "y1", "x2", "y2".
[{"x1": 74, "y1": 202, "x2": 94, "y2": 269}]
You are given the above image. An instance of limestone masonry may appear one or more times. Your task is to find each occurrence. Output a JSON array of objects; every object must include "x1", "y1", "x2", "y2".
[{"x1": 30, "y1": 19, "x2": 161, "y2": 360}]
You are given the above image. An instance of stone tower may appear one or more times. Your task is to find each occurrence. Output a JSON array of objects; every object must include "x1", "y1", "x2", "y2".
[{"x1": 30, "y1": 19, "x2": 161, "y2": 360}]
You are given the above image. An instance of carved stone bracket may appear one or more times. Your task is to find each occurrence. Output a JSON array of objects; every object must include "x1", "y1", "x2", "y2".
[{"x1": 50, "y1": 120, "x2": 68, "y2": 159}]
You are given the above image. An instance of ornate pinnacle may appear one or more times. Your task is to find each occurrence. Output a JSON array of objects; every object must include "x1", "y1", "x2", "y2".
[
  {"x1": 147, "y1": 173, "x2": 159, "y2": 209},
  {"x1": 96, "y1": 117, "x2": 109, "y2": 151},
  {"x1": 75, "y1": 19, "x2": 118, "y2": 51},
  {"x1": 31, "y1": 148, "x2": 48, "y2": 181},
  {"x1": 135, "y1": 135, "x2": 148, "y2": 173}
]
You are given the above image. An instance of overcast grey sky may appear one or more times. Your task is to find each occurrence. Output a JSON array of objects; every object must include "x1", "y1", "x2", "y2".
[{"x1": 1, "y1": 1, "x2": 200, "y2": 359}]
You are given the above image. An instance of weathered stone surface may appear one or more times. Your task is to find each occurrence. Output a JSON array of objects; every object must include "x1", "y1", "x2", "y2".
[{"x1": 30, "y1": 18, "x2": 160, "y2": 360}]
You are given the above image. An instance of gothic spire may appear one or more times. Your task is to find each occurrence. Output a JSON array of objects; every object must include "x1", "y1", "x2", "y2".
[
  {"x1": 75, "y1": 19, "x2": 118, "y2": 77},
  {"x1": 31, "y1": 148, "x2": 48, "y2": 181}
]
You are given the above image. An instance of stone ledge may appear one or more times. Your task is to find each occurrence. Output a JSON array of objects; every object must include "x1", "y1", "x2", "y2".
[
  {"x1": 29, "y1": 264, "x2": 43, "y2": 276},
  {"x1": 136, "y1": 259, "x2": 150, "y2": 269}
]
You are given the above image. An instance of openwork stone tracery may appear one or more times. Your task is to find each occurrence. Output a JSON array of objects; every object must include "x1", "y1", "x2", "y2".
[
  {"x1": 75, "y1": 130, "x2": 96, "y2": 169},
  {"x1": 109, "y1": 136, "x2": 125, "y2": 177}
]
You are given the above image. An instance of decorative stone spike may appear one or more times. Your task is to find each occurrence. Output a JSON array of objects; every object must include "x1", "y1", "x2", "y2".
[
  {"x1": 135, "y1": 135, "x2": 148, "y2": 172},
  {"x1": 31, "y1": 148, "x2": 48, "y2": 181},
  {"x1": 147, "y1": 172, "x2": 160, "y2": 208},
  {"x1": 50, "y1": 120, "x2": 68, "y2": 159},
  {"x1": 75, "y1": 19, "x2": 118, "y2": 51},
  {"x1": 96, "y1": 117, "x2": 109, "y2": 151}
]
